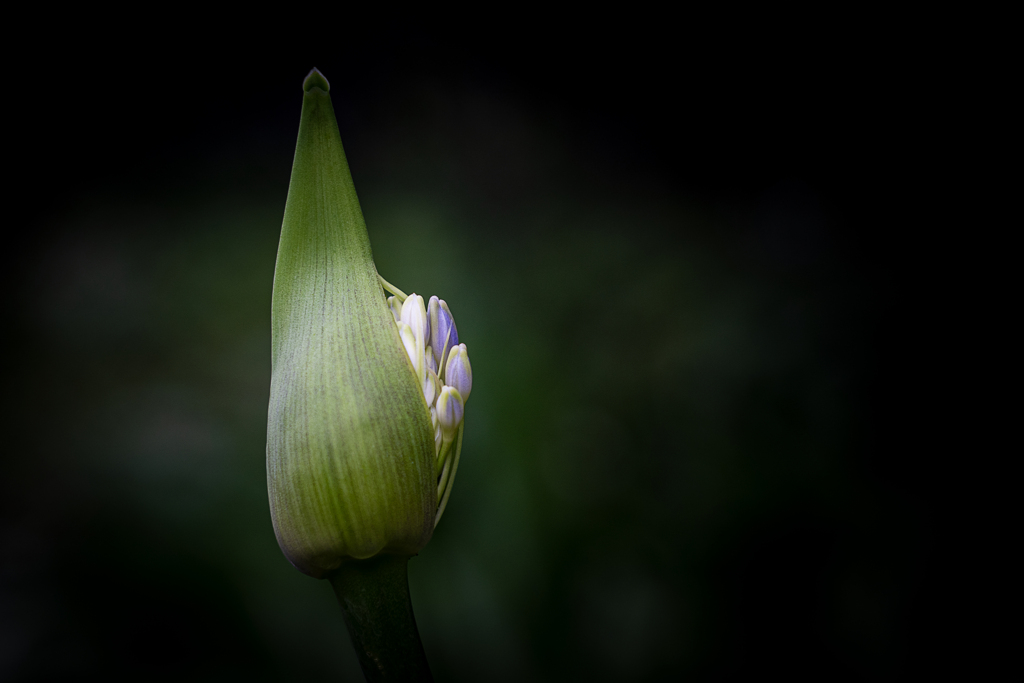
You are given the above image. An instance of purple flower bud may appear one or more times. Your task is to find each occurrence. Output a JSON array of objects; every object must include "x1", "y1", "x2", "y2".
[
  {"x1": 440, "y1": 300, "x2": 459, "y2": 348},
  {"x1": 428, "y1": 296, "x2": 459, "y2": 371}
]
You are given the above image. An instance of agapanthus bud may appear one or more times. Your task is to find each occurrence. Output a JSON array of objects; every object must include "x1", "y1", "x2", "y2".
[
  {"x1": 423, "y1": 366, "x2": 440, "y2": 407},
  {"x1": 382, "y1": 285, "x2": 468, "y2": 525},
  {"x1": 401, "y1": 294, "x2": 429, "y2": 348},
  {"x1": 429, "y1": 407, "x2": 442, "y2": 452},
  {"x1": 444, "y1": 343, "x2": 472, "y2": 403},
  {"x1": 387, "y1": 295, "x2": 402, "y2": 323},
  {"x1": 435, "y1": 386, "x2": 465, "y2": 439},
  {"x1": 397, "y1": 321, "x2": 424, "y2": 381},
  {"x1": 427, "y1": 296, "x2": 459, "y2": 370},
  {"x1": 266, "y1": 68, "x2": 436, "y2": 579}
]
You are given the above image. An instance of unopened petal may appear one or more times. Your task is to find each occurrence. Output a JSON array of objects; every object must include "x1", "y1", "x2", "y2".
[
  {"x1": 387, "y1": 295, "x2": 403, "y2": 323},
  {"x1": 401, "y1": 294, "x2": 429, "y2": 346},
  {"x1": 444, "y1": 343, "x2": 472, "y2": 402},
  {"x1": 436, "y1": 386, "x2": 465, "y2": 437}
]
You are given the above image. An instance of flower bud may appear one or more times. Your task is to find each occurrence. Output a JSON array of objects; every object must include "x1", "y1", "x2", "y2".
[
  {"x1": 444, "y1": 343, "x2": 472, "y2": 403},
  {"x1": 386, "y1": 295, "x2": 402, "y2": 323},
  {"x1": 423, "y1": 366, "x2": 440, "y2": 408},
  {"x1": 266, "y1": 68, "x2": 436, "y2": 578},
  {"x1": 427, "y1": 296, "x2": 459, "y2": 370},
  {"x1": 435, "y1": 386, "x2": 465, "y2": 439},
  {"x1": 429, "y1": 406, "x2": 443, "y2": 453},
  {"x1": 424, "y1": 346, "x2": 438, "y2": 376},
  {"x1": 397, "y1": 322, "x2": 424, "y2": 380},
  {"x1": 401, "y1": 294, "x2": 429, "y2": 349}
]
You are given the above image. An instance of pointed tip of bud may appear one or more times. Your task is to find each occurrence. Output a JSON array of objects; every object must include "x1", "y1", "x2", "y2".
[
  {"x1": 401, "y1": 294, "x2": 429, "y2": 345},
  {"x1": 303, "y1": 68, "x2": 330, "y2": 93}
]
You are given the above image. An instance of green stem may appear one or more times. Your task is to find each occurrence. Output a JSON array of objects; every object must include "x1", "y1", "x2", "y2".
[
  {"x1": 329, "y1": 555, "x2": 433, "y2": 682},
  {"x1": 435, "y1": 422, "x2": 463, "y2": 527},
  {"x1": 378, "y1": 274, "x2": 408, "y2": 302}
]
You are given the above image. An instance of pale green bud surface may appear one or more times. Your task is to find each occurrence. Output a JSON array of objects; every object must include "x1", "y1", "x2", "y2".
[{"x1": 266, "y1": 69, "x2": 436, "y2": 578}]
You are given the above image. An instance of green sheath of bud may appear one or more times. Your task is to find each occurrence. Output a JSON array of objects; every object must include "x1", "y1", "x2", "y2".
[{"x1": 267, "y1": 68, "x2": 436, "y2": 579}]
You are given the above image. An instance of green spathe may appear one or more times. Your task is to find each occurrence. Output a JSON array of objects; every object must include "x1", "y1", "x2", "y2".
[{"x1": 267, "y1": 68, "x2": 436, "y2": 578}]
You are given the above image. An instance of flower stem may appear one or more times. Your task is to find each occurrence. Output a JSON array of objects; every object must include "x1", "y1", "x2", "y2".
[
  {"x1": 378, "y1": 274, "x2": 408, "y2": 302},
  {"x1": 329, "y1": 555, "x2": 433, "y2": 682},
  {"x1": 435, "y1": 422, "x2": 464, "y2": 527}
]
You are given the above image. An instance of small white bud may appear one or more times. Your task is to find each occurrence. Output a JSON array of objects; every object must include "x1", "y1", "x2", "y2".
[
  {"x1": 423, "y1": 366, "x2": 440, "y2": 407},
  {"x1": 436, "y1": 386, "x2": 465, "y2": 439},
  {"x1": 397, "y1": 321, "x2": 424, "y2": 384},
  {"x1": 429, "y1": 407, "x2": 442, "y2": 456},
  {"x1": 386, "y1": 295, "x2": 402, "y2": 323},
  {"x1": 399, "y1": 296, "x2": 428, "y2": 390},
  {"x1": 401, "y1": 294, "x2": 429, "y2": 348},
  {"x1": 424, "y1": 346, "x2": 438, "y2": 375}
]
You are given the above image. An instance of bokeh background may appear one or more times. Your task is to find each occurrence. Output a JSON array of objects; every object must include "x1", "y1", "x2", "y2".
[{"x1": 4, "y1": 33, "x2": 934, "y2": 681}]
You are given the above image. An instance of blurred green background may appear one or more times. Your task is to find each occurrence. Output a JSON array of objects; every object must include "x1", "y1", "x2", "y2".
[{"x1": 4, "y1": 35, "x2": 929, "y2": 681}]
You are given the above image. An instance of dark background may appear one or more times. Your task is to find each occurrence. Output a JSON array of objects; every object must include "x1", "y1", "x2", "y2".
[{"x1": 4, "y1": 29, "x2": 937, "y2": 681}]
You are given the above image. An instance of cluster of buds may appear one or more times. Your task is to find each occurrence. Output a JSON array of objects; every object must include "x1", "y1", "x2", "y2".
[
  {"x1": 267, "y1": 68, "x2": 475, "y2": 578},
  {"x1": 384, "y1": 282, "x2": 472, "y2": 522}
]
